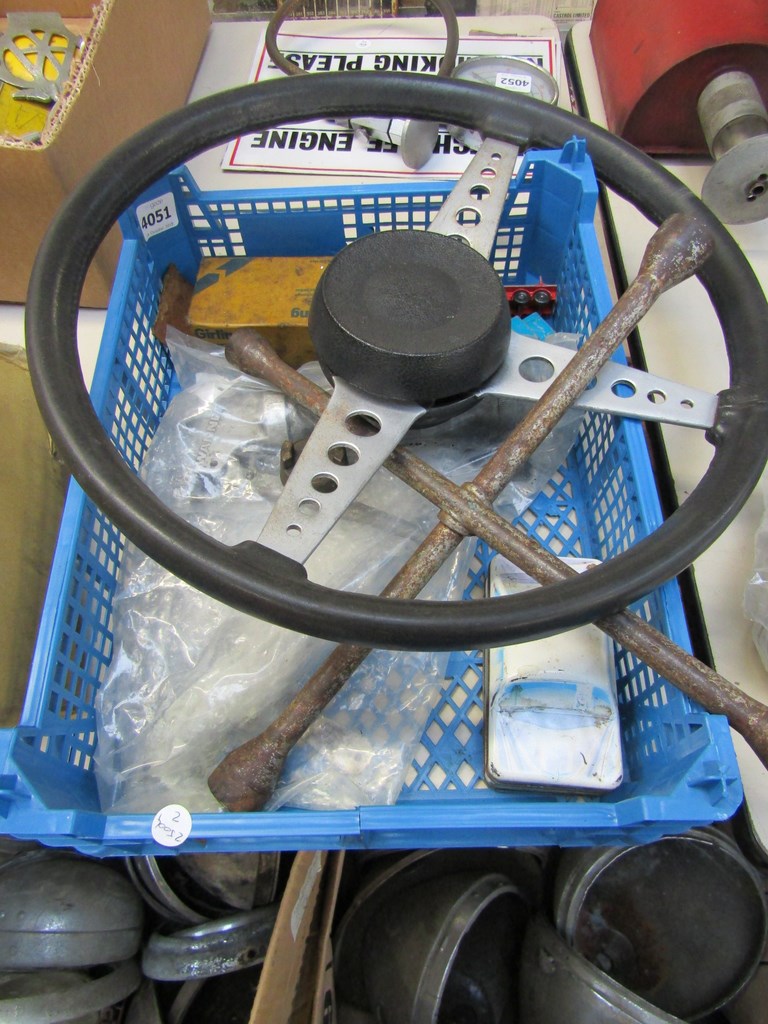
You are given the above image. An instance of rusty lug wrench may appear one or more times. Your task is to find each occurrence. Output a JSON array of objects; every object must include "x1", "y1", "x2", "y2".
[{"x1": 208, "y1": 214, "x2": 761, "y2": 812}]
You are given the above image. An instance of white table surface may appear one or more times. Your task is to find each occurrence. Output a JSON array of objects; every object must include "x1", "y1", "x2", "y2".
[{"x1": 569, "y1": 20, "x2": 768, "y2": 854}]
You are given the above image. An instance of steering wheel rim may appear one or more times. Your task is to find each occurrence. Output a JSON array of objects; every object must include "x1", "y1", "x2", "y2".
[{"x1": 25, "y1": 72, "x2": 768, "y2": 651}]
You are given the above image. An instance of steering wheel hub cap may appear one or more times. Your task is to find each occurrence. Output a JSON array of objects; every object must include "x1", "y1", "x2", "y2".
[{"x1": 310, "y1": 229, "x2": 510, "y2": 404}]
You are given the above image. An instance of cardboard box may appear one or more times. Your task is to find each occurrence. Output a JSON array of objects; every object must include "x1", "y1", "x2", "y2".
[
  {"x1": 0, "y1": 345, "x2": 68, "y2": 727},
  {"x1": 0, "y1": 1, "x2": 210, "y2": 306},
  {"x1": 187, "y1": 255, "x2": 332, "y2": 368},
  {"x1": 251, "y1": 850, "x2": 345, "y2": 1024}
]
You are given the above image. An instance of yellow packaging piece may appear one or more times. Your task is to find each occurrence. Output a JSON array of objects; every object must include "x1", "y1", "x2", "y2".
[
  {"x1": 188, "y1": 255, "x2": 332, "y2": 368},
  {"x1": 0, "y1": 346, "x2": 67, "y2": 727},
  {"x1": 0, "y1": 84, "x2": 48, "y2": 139}
]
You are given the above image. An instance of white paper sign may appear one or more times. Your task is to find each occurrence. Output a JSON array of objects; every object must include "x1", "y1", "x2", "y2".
[{"x1": 223, "y1": 23, "x2": 558, "y2": 178}]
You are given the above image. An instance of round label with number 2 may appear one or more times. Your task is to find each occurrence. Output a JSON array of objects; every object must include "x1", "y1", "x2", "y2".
[{"x1": 151, "y1": 804, "x2": 192, "y2": 848}]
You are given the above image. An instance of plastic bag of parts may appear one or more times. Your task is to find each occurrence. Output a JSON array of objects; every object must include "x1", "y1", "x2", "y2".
[
  {"x1": 95, "y1": 326, "x2": 585, "y2": 813},
  {"x1": 743, "y1": 478, "x2": 768, "y2": 672}
]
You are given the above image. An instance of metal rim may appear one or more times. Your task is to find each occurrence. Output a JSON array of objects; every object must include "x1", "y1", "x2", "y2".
[
  {"x1": 141, "y1": 906, "x2": 278, "y2": 981},
  {"x1": 413, "y1": 874, "x2": 520, "y2": 1023},
  {"x1": 25, "y1": 72, "x2": 768, "y2": 650},
  {"x1": 451, "y1": 55, "x2": 559, "y2": 104},
  {"x1": 124, "y1": 856, "x2": 208, "y2": 925},
  {"x1": 175, "y1": 851, "x2": 282, "y2": 911},
  {"x1": 551, "y1": 830, "x2": 768, "y2": 1018},
  {"x1": 521, "y1": 915, "x2": 688, "y2": 1024},
  {"x1": 335, "y1": 848, "x2": 542, "y2": 1008},
  {"x1": 0, "y1": 960, "x2": 141, "y2": 1024},
  {"x1": 0, "y1": 855, "x2": 144, "y2": 969}
]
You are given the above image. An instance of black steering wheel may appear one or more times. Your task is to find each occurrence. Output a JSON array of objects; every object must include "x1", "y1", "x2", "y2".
[{"x1": 25, "y1": 72, "x2": 768, "y2": 651}]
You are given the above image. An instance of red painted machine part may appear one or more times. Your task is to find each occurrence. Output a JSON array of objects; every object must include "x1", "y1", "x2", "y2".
[{"x1": 589, "y1": 0, "x2": 768, "y2": 155}]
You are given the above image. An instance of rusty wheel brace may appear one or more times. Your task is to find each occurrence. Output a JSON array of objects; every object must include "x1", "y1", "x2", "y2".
[{"x1": 208, "y1": 213, "x2": 768, "y2": 813}]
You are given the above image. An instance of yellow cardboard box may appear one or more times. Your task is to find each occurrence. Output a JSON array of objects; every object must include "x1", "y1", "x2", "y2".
[{"x1": 187, "y1": 255, "x2": 332, "y2": 368}]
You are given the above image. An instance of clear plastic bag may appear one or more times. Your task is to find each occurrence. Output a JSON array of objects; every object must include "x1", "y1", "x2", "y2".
[{"x1": 95, "y1": 328, "x2": 584, "y2": 813}]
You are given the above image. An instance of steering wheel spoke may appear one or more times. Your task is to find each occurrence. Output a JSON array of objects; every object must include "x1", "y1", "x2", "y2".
[
  {"x1": 258, "y1": 378, "x2": 424, "y2": 564},
  {"x1": 482, "y1": 330, "x2": 719, "y2": 429},
  {"x1": 428, "y1": 137, "x2": 520, "y2": 258}
]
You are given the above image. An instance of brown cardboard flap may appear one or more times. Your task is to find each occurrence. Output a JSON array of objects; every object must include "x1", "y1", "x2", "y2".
[
  {"x1": 311, "y1": 852, "x2": 345, "y2": 1024},
  {"x1": 249, "y1": 850, "x2": 346, "y2": 1024},
  {"x1": 250, "y1": 850, "x2": 328, "y2": 1024},
  {"x1": 0, "y1": 0, "x2": 211, "y2": 305}
]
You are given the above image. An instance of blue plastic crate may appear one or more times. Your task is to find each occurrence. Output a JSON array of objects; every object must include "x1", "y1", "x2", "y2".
[{"x1": 0, "y1": 141, "x2": 741, "y2": 856}]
